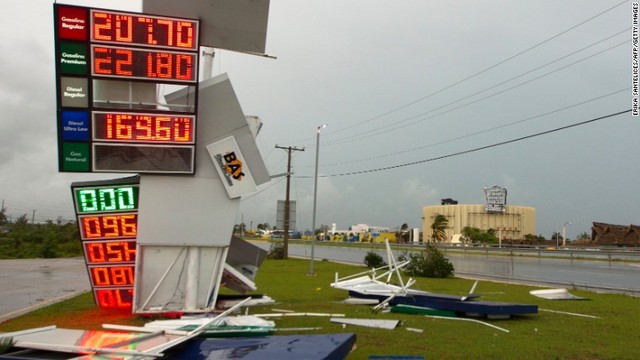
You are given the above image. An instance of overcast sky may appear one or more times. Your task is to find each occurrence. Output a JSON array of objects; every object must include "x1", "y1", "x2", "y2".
[{"x1": 1, "y1": 0, "x2": 637, "y2": 239}]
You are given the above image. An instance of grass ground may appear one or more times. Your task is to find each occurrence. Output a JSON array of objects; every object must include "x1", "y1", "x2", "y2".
[{"x1": 0, "y1": 258, "x2": 638, "y2": 359}]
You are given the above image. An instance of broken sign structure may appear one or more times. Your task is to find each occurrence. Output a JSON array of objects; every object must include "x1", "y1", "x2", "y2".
[
  {"x1": 529, "y1": 288, "x2": 586, "y2": 300},
  {"x1": 331, "y1": 241, "x2": 538, "y2": 319}
]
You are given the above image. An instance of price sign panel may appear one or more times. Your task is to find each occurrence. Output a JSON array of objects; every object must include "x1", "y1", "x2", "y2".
[
  {"x1": 92, "y1": 111, "x2": 195, "y2": 144},
  {"x1": 71, "y1": 176, "x2": 140, "y2": 310},
  {"x1": 54, "y1": 4, "x2": 199, "y2": 174},
  {"x1": 91, "y1": 45, "x2": 197, "y2": 83},
  {"x1": 90, "y1": 9, "x2": 198, "y2": 50}
]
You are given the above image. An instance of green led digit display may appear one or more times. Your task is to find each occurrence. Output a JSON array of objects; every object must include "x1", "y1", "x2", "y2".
[{"x1": 74, "y1": 185, "x2": 139, "y2": 213}]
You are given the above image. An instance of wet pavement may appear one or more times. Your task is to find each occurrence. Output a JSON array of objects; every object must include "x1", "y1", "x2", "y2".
[{"x1": 0, "y1": 257, "x2": 90, "y2": 322}]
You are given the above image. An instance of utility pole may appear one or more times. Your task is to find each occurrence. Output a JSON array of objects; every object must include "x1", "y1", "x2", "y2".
[{"x1": 275, "y1": 145, "x2": 304, "y2": 259}]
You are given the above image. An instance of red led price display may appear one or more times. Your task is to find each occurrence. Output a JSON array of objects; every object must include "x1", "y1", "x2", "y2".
[
  {"x1": 93, "y1": 112, "x2": 194, "y2": 143},
  {"x1": 92, "y1": 45, "x2": 196, "y2": 82},
  {"x1": 91, "y1": 9, "x2": 198, "y2": 50},
  {"x1": 90, "y1": 265, "x2": 135, "y2": 287},
  {"x1": 80, "y1": 213, "x2": 137, "y2": 240},
  {"x1": 94, "y1": 288, "x2": 133, "y2": 309},
  {"x1": 84, "y1": 240, "x2": 136, "y2": 264}
]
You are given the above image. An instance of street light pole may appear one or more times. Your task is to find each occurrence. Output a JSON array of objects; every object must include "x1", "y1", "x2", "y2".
[
  {"x1": 309, "y1": 124, "x2": 326, "y2": 275},
  {"x1": 562, "y1": 222, "x2": 571, "y2": 247}
]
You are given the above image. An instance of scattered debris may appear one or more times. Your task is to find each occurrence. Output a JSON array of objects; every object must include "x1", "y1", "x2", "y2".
[
  {"x1": 341, "y1": 297, "x2": 380, "y2": 305},
  {"x1": 390, "y1": 304, "x2": 456, "y2": 317},
  {"x1": 530, "y1": 289, "x2": 586, "y2": 300},
  {"x1": 0, "y1": 337, "x2": 15, "y2": 354},
  {"x1": 215, "y1": 295, "x2": 276, "y2": 309},
  {"x1": 539, "y1": 308, "x2": 600, "y2": 319},
  {"x1": 330, "y1": 318, "x2": 401, "y2": 330},
  {"x1": 424, "y1": 315, "x2": 510, "y2": 333},
  {"x1": 405, "y1": 327, "x2": 424, "y2": 333},
  {"x1": 331, "y1": 240, "x2": 537, "y2": 318},
  {"x1": 253, "y1": 312, "x2": 345, "y2": 318}
]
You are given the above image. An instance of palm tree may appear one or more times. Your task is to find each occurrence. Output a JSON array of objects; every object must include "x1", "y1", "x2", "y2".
[{"x1": 430, "y1": 215, "x2": 449, "y2": 242}]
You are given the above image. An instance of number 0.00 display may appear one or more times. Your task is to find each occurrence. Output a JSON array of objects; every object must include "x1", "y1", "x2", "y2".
[{"x1": 74, "y1": 185, "x2": 138, "y2": 214}]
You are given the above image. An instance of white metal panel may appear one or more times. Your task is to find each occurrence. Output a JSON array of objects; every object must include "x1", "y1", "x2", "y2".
[
  {"x1": 134, "y1": 245, "x2": 227, "y2": 313},
  {"x1": 165, "y1": 73, "x2": 270, "y2": 186},
  {"x1": 143, "y1": 0, "x2": 270, "y2": 54},
  {"x1": 206, "y1": 136, "x2": 258, "y2": 199},
  {"x1": 136, "y1": 176, "x2": 237, "y2": 246}
]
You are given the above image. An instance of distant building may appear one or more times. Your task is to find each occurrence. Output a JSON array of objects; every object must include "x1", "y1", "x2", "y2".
[
  {"x1": 422, "y1": 204, "x2": 536, "y2": 242},
  {"x1": 591, "y1": 222, "x2": 640, "y2": 246},
  {"x1": 349, "y1": 224, "x2": 390, "y2": 234}
]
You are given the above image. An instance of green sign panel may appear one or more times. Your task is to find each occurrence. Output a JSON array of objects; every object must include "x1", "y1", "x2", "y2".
[
  {"x1": 59, "y1": 41, "x2": 88, "y2": 75},
  {"x1": 61, "y1": 142, "x2": 90, "y2": 172}
]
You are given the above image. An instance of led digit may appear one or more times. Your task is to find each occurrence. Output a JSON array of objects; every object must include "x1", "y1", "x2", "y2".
[
  {"x1": 111, "y1": 266, "x2": 134, "y2": 286},
  {"x1": 91, "y1": 267, "x2": 110, "y2": 286},
  {"x1": 117, "y1": 187, "x2": 135, "y2": 210},
  {"x1": 98, "y1": 188, "x2": 116, "y2": 211},
  {"x1": 92, "y1": 12, "x2": 111, "y2": 41},
  {"x1": 93, "y1": 46, "x2": 112, "y2": 74},
  {"x1": 175, "y1": 53, "x2": 193, "y2": 81},
  {"x1": 176, "y1": 21, "x2": 194, "y2": 49},
  {"x1": 121, "y1": 241, "x2": 136, "y2": 261},
  {"x1": 120, "y1": 215, "x2": 137, "y2": 237},
  {"x1": 102, "y1": 216, "x2": 119, "y2": 237},
  {"x1": 135, "y1": 115, "x2": 152, "y2": 141},
  {"x1": 157, "y1": 19, "x2": 173, "y2": 46},
  {"x1": 174, "y1": 117, "x2": 191, "y2": 142},
  {"x1": 115, "y1": 114, "x2": 132, "y2": 139},
  {"x1": 115, "y1": 48, "x2": 133, "y2": 75},
  {"x1": 155, "y1": 117, "x2": 171, "y2": 141},
  {"x1": 86, "y1": 242, "x2": 106, "y2": 263},
  {"x1": 115, "y1": 14, "x2": 132, "y2": 43},
  {"x1": 105, "y1": 242, "x2": 123, "y2": 262},
  {"x1": 96, "y1": 288, "x2": 115, "y2": 308},
  {"x1": 116, "y1": 288, "x2": 133, "y2": 307},
  {"x1": 78, "y1": 189, "x2": 98, "y2": 212},
  {"x1": 82, "y1": 217, "x2": 102, "y2": 238}
]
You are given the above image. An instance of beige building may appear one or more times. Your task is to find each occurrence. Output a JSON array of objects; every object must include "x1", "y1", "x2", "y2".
[{"x1": 422, "y1": 204, "x2": 536, "y2": 242}]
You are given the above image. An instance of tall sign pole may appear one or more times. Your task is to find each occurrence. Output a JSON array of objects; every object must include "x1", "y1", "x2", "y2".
[{"x1": 275, "y1": 145, "x2": 304, "y2": 259}]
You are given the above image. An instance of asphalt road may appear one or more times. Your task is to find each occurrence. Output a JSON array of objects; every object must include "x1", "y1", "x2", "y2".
[
  {"x1": 255, "y1": 242, "x2": 640, "y2": 295},
  {"x1": 0, "y1": 257, "x2": 90, "y2": 322},
  {"x1": 1, "y1": 244, "x2": 638, "y2": 321}
]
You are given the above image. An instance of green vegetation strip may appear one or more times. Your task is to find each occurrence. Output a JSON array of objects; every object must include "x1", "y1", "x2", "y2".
[{"x1": 1, "y1": 258, "x2": 638, "y2": 359}]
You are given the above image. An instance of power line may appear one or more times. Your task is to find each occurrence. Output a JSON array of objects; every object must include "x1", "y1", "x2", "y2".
[
  {"x1": 323, "y1": 39, "x2": 627, "y2": 147},
  {"x1": 310, "y1": 0, "x2": 628, "y2": 141},
  {"x1": 320, "y1": 88, "x2": 628, "y2": 167},
  {"x1": 295, "y1": 110, "x2": 630, "y2": 178}
]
